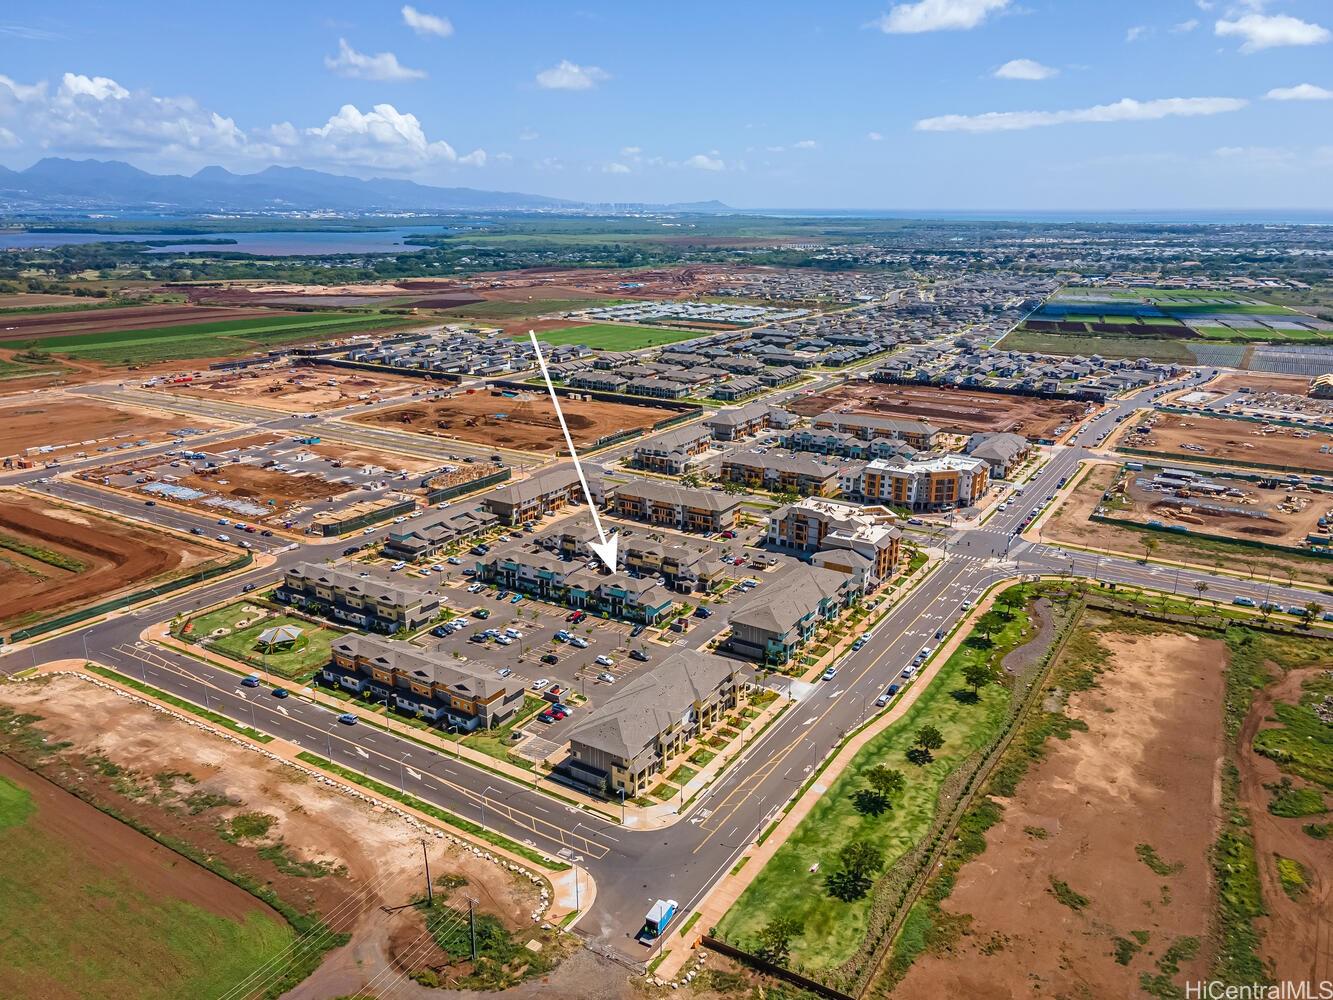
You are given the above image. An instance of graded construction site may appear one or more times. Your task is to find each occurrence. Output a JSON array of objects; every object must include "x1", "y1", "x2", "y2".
[
  {"x1": 146, "y1": 364, "x2": 426, "y2": 414},
  {"x1": 351, "y1": 388, "x2": 680, "y2": 453},
  {"x1": 0, "y1": 491, "x2": 233, "y2": 634},
  {"x1": 1120, "y1": 410, "x2": 1333, "y2": 475},
  {"x1": 789, "y1": 382, "x2": 1090, "y2": 439},
  {"x1": 0, "y1": 397, "x2": 216, "y2": 463}
]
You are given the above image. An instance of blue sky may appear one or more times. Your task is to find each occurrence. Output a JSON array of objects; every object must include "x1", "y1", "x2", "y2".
[{"x1": 2, "y1": 0, "x2": 1331, "y2": 209}]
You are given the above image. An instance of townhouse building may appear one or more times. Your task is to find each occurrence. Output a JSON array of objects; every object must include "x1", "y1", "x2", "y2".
[
  {"x1": 719, "y1": 449, "x2": 840, "y2": 496},
  {"x1": 558, "y1": 649, "x2": 747, "y2": 798},
  {"x1": 475, "y1": 551, "x2": 677, "y2": 623},
  {"x1": 704, "y1": 402, "x2": 798, "y2": 441},
  {"x1": 811, "y1": 412, "x2": 942, "y2": 449},
  {"x1": 608, "y1": 480, "x2": 742, "y2": 533},
  {"x1": 278, "y1": 564, "x2": 440, "y2": 632},
  {"x1": 383, "y1": 508, "x2": 498, "y2": 560},
  {"x1": 726, "y1": 564, "x2": 860, "y2": 665},
  {"x1": 964, "y1": 431, "x2": 1032, "y2": 479},
  {"x1": 631, "y1": 424, "x2": 712, "y2": 474},
  {"x1": 481, "y1": 464, "x2": 586, "y2": 525},
  {"x1": 322, "y1": 634, "x2": 525, "y2": 730}
]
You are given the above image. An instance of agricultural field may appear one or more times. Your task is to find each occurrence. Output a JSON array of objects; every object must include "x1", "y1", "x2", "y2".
[
  {"x1": 0, "y1": 304, "x2": 423, "y2": 366},
  {"x1": 181, "y1": 601, "x2": 347, "y2": 682},
  {"x1": 1041, "y1": 463, "x2": 1333, "y2": 587},
  {"x1": 995, "y1": 328, "x2": 1197, "y2": 363},
  {"x1": 527, "y1": 322, "x2": 703, "y2": 350},
  {"x1": 0, "y1": 491, "x2": 233, "y2": 635},
  {"x1": 352, "y1": 387, "x2": 680, "y2": 452},
  {"x1": 1121, "y1": 410, "x2": 1333, "y2": 475},
  {"x1": 0, "y1": 397, "x2": 210, "y2": 459},
  {"x1": 0, "y1": 673, "x2": 556, "y2": 999},
  {"x1": 149, "y1": 364, "x2": 425, "y2": 413},
  {"x1": 788, "y1": 381, "x2": 1090, "y2": 440},
  {"x1": 714, "y1": 588, "x2": 1060, "y2": 984},
  {"x1": 436, "y1": 296, "x2": 630, "y2": 321}
]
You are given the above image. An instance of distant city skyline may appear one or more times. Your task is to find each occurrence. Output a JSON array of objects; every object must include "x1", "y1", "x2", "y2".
[{"x1": 2, "y1": 0, "x2": 1331, "y2": 209}]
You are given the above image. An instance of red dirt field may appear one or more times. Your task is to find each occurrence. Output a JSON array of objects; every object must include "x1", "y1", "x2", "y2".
[
  {"x1": 0, "y1": 492, "x2": 229, "y2": 633},
  {"x1": 790, "y1": 382, "x2": 1090, "y2": 439},
  {"x1": 1207, "y1": 372, "x2": 1312, "y2": 395},
  {"x1": 150, "y1": 365, "x2": 424, "y2": 413},
  {"x1": 892, "y1": 622, "x2": 1225, "y2": 1000},
  {"x1": 0, "y1": 304, "x2": 301, "y2": 342},
  {"x1": 352, "y1": 389, "x2": 678, "y2": 453},
  {"x1": 0, "y1": 397, "x2": 209, "y2": 457},
  {"x1": 1124, "y1": 410, "x2": 1333, "y2": 474}
]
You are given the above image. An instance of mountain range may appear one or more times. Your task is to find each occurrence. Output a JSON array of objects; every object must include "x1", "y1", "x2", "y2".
[{"x1": 0, "y1": 158, "x2": 729, "y2": 215}]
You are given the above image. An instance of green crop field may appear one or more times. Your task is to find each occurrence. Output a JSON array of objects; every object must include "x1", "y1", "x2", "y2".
[
  {"x1": 714, "y1": 604, "x2": 1034, "y2": 972},
  {"x1": 0, "y1": 769, "x2": 294, "y2": 1000},
  {"x1": 996, "y1": 329, "x2": 1196, "y2": 362},
  {"x1": 526, "y1": 322, "x2": 702, "y2": 350},
  {"x1": 5, "y1": 313, "x2": 421, "y2": 365}
]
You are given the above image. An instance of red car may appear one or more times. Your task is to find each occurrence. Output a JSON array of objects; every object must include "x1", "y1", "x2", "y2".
[
  {"x1": 721, "y1": 530, "x2": 737, "y2": 539},
  {"x1": 565, "y1": 611, "x2": 579, "y2": 622},
  {"x1": 571, "y1": 610, "x2": 587, "y2": 623}
]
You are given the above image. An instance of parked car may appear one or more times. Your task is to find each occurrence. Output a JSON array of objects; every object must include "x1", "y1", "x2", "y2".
[
  {"x1": 693, "y1": 606, "x2": 712, "y2": 619},
  {"x1": 498, "y1": 667, "x2": 513, "y2": 678},
  {"x1": 565, "y1": 611, "x2": 579, "y2": 622},
  {"x1": 595, "y1": 655, "x2": 615, "y2": 667},
  {"x1": 821, "y1": 666, "x2": 838, "y2": 681},
  {"x1": 537, "y1": 711, "x2": 557, "y2": 725},
  {"x1": 874, "y1": 687, "x2": 894, "y2": 707},
  {"x1": 597, "y1": 671, "x2": 616, "y2": 683},
  {"x1": 570, "y1": 636, "x2": 588, "y2": 649},
  {"x1": 630, "y1": 623, "x2": 646, "y2": 638},
  {"x1": 532, "y1": 677, "x2": 551, "y2": 690},
  {"x1": 510, "y1": 594, "x2": 523, "y2": 604},
  {"x1": 629, "y1": 648, "x2": 649, "y2": 662},
  {"x1": 473, "y1": 608, "x2": 490, "y2": 619},
  {"x1": 571, "y1": 610, "x2": 587, "y2": 624}
]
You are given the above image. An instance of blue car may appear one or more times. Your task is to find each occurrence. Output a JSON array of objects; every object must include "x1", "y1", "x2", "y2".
[{"x1": 338, "y1": 713, "x2": 358, "y2": 725}]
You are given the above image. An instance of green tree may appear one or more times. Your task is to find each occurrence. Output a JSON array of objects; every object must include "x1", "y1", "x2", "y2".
[
  {"x1": 824, "y1": 840, "x2": 885, "y2": 901},
  {"x1": 963, "y1": 659, "x2": 997, "y2": 695},
  {"x1": 908, "y1": 724, "x2": 945, "y2": 765},
  {"x1": 853, "y1": 764, "x2": 907, "y2": 815},
  {"x1": 975, "y1": 609, "x2": 1006, "y2": 643},
  {"x1": 754, "y1": 915, "x2": 803, "y2": 966}
]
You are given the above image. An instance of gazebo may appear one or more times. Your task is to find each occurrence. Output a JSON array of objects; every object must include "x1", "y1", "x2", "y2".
[{"x1": 256, "y1": 624, "x2": 303, "y2": 651}]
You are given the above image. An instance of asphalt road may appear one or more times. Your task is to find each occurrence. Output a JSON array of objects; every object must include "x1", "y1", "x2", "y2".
[{"x1": 8, "y1": 365, "x2": 1331, "y2": 965}]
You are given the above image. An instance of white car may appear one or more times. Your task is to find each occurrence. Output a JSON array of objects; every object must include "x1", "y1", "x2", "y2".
[
  {"x1": 532, "y1": 678, "x2": 550, "y2": 691},
  {"x1": 430, "y1": 564, "x2": 446, "y2": 572},
  {"x1": 595, "y1": 655, "x2": 615, "y2": 667},
  {"x1": 503, "y1": 628, "x2": 523, "y2": 639},
  {"x1": 453, "y1": 618, "x2": 470, "y2": 627},
  {"x1": 495, "y1": 636, "x2": 513, "y2": 646},
  {"x1": 570, "y1": 636, "x2": 589, "y2": 649}
]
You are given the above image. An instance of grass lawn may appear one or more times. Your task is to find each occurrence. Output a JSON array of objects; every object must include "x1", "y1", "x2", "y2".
[
  {"x1": 526, "y1": 323, "x2": 702, "y2": 350},
  {"x1": 0, "y1": 769, "x2": 295, "y2": 1000},
  {"x1": 188, "y1": 603, "x2": 345, "y2": 681},
  {"x1": 450, "y1": 694, "x2": 548, "y2": 769},
  {"x1": 6, "y1": 312, "x2": 421, "y2": 365},
  {"x1": 714, "y1": 602, "x2": 1033, "y2": 972}
]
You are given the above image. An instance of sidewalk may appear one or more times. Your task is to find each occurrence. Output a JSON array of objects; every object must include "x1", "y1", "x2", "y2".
[
  {"x1": 22, "y1": 657, "x2": 587, "y2": 925},
  {"x1": 651, "y1": 576, "x2": 1020, "y2": 983}
]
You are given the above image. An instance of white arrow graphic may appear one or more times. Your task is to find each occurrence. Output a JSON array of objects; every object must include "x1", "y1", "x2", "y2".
[{"x1": 528, "y1": 330, "x2": 619, "y2": 572}]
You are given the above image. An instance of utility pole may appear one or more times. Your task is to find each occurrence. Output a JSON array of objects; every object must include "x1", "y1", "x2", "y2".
[
  {"x1": 468, "y1": 898, "x2": 478, "y2": 960},
  {"x1": 422, "y1": 841, "x2": 433, "y2": 906}
]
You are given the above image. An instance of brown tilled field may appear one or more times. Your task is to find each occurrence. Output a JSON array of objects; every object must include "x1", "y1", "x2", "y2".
[
  {"x1": 0, "y1": 398, "x2": 207, "y2": 457},
  {"x1": 1125, "y1": 411, "x2": 1333, "y2": 474},
  {"x1": 1207, "y1": 372, "x2": 1312, "y2": 395},
  {"x1": 789, "y1": 383, "x2": 1089, "y2": 439},
  {"x1": 0, "y1": 304, "x2": 298, "y2": 342},
  {"x1": 0, "y1": 493, "x2": 228, "y2": 632},
  {"x1": 151, "y1": 365, "x2": 424, "y2": 413},
  {"x1": 892, "y1": 619, "x2": 1225, "y2": 999},
  {"x1": 353, "y1": 390, "x2": 678, "y2": 452}
]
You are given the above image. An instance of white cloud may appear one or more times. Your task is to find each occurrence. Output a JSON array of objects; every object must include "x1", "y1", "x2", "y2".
[
  {"x1": 916, "y1": 95, "x2": 1248, "y2": 132},
  {"x1": 518, "y1": 128, "x2": 539, "y2": 141},
  {"x1": 1125, "y1": 25, "x2": 1149, "y2": 42},
  {"x1": 603, "y1": 162, "x2": 631, "y2": 174},
  {"x1": 401, "y1": 5, "x2": 453, "y2": 38},
  {"x1": 867, "y1": 130, "x2": 884, "y2": 141},
  {"x1": 793, "y1": 138, "x2": 818, "y2": 149},
  {"x1": 535, "y1": 60, "x2": 609, "y2": 91},
  {"x1": 324, "y1": 38, "x2": 426, "y2": 81},
  {"x1": 993, "y1": 58, "x2": 1058, "y2": 80},
  {"x1": 873, "y1": 0, "x2": 1009, "y2": 33},
  {"x1": 684, "y1": 153, "x2": 725, "y2": 171},
  {"x1": 620, "y1": 145, "x2": 641, "y2": 156},
  {"x1": 1172, "y1": 18, "x2": 1200, "y2": 33},
  {"x1": 0, "y1": 71, "x2": 485, "y2": 175},
  {"x1": 1215, "y1": 13, "x2": 1330, "y2": 52},
  {"x1": 1265, "y1": 82, "x2": 1333, "y2": 100}
]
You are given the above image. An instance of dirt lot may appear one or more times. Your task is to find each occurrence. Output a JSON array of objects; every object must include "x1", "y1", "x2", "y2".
[
  {"x1": 0, "y1": 491, "x2": 228, "y2": 632},
  {"x1": 354, "y1": 389, "x2": 679, "y2": 453},
  {"x1": 307, "y1": 441, "x2": 440, "y2": 475},
  {"x1": 0, "y1": 673, "x2": 547, "y2": 999},
  {"x1": 0, "y1": 304, "x2": 298, "y2": 342},
  {"x1": 1125, "y1": 410, "x2": 1333, "y2": 474},
  {"x1": 177, "y1": 462, "x2": 349, "y2": 508},
  {"x1": 1114, "y1": 465, "x2": 1332, "y2": 548},
  {"x1": 1043, "y1": 463, "x2": 1333, "y2": 586},
  {"x1": 0, "y1": 397, "x2": 208, "y2": 457},
  {"x1": 1239, "y1": 665, "x2": 1333, "y2": 983},
  {"x1": 789, "y1": 382, "x2": 1089, "y2": 439},
  {"x1": 152, "y1": 364, "x2": 425, "y2": 413},
  {"x1": 893, "y1": 621, "x2": 1225, "y2": 999},
  {"x1": 1208, "y1": 372, "x2": 1313, "y2": 396}
]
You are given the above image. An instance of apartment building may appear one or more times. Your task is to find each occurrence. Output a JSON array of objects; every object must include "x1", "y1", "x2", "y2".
[
  {"x1": 608, "y1": 480, "x2": 741, "y2": 533},
  {"x1": 322, "y1": 634, "x2": 525, "y2": 730},
  {"x1": 476, "y1": 551, "x2": 677, "y2": 623},
  {"x1": 278, "y1": 564, "x2": 440, "y2": 632},
  {"x1": 781, "y1": 428, "x2": 918, "y2": 461},
  {"x1": 703, "y1": 402, "x2": 798, "y2": 441},
  {"x1": 719, "y1": 449, "x2": 840, "y2": 496},
  {"x1": 382, "y1": 508, "x2": 498, "y2": 560},
  {"x1": 481, "y1": 464, "x2": 586, "y2": 525},
  {"x1": 631, "y1": 424, "x2": 712, "y2": 474},
  {"x1": 768, "y1": 497, "x2": 901, "y2": 590},
  {"x1": 811, "y1": 412, "x2": 941, "y2": 449},
  {"x1": 726, "y1": 564, "x2": 860, "y2": 665},
  {"x1": 964, "y1": 431, "x2": 1032, "y2": 479},
  {"x1": 622, "y1": 539, "x2": 728, "y2": 594},
  {"x1": 847, "y1": 455, "x2": 991, "y2": 512},
  {"x1": 558, "y1": 649, "x2": 747, "y2": 798}
]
